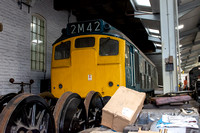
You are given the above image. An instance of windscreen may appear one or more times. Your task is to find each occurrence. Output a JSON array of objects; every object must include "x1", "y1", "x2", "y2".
[
  {"x1": 75, "y1": 37, "x2": 95, "y2": 48},
  {"x1": 54, "y1": 41, "x2": 70, "y2": 60},
  {"x1": 99, "y1": 38, "x2": 119, "y2": 56}
]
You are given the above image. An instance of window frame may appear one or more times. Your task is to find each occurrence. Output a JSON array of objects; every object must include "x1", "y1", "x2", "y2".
[
  {"x1": 54, "y1": 41, "x2": 71, "y2": 60},
  {"x1": 30, "y1": 14, "x2": 46, "y2": 72},
  {"x1": 99, "y1": 37, "x2": 119, "y2": 56},
  {"x1": 75, "y1": 37, "x2": 95, "y2": 48}
]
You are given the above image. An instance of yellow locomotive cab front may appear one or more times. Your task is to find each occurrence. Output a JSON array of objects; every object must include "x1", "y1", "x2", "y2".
[{"x1": 51, "y1": 35, "x2": 126, "y2": 98}]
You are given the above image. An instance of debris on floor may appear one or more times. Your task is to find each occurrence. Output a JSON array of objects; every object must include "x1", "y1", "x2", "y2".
[
  {"x1": 152, "y1": 95, "x2": 192, "y2": 106},
  {"x1": 80, "y1": 87, "x2": 200, "y2": 133},
  {"x1": 101, "y1": 86, "x2": 146, "y2": 132},
  {"x1": 156, "y1": 115, "x2": 198, "y2": 128}
]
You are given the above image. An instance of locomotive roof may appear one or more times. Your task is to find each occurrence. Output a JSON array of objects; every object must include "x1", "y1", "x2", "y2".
[{"x1": 53, "y1": 19, "x2": 156, "y2": 67}]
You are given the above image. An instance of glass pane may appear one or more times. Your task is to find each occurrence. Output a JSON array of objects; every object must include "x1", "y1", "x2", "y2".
[
  {"x1": 40, "y1": 53, "x2": 44, "y2": 61},
  {"x1": 75, "y1": 37, "x2": 95, "y2": 48},
  {"x1": 31, "y1": 51, "x2": 36, "y2": 60},
  {"x1": 40, "y1": 62, "x2": 44, "y2": 70},
  {"x1": 40, "y1": 45, "x2": 44, "y2": 53},
  {"x1": 32, "y1": 23, "x2": 37, "y2": 33},
  {"x1": 38, "y1": 36, "x2": 44, "y2": 45},
  {"x1": 36, "y1": 52, "x2": 39, "y2": 61},
  {"x1": 36, "y1": 61, "x2": 39, "y2": 70},
  {"x1": 31, "y1": 61, "x2": 35, "y2": 70},
  {"x1": 32, "y1": 16, "x2": 36, "y2": 24},
  {"x1": 55, "y1": 41, "x2": 71, "y2": 60},
  {"x1": 125, "y1": 45, "x2": 130, "y2": 67},
  {"x1": 40, "y1": 27, "x2": 44, "y2": 35},
  {"x1": 99, "y1": 38, "x2": 119, "y2": 56},
  {"x1": 145, "y1": 62, "x2": 147, "y2": 74},
  {"x1": 135, "y1": 51, "x2": 140, "y2": 84},
  {"x1": 41, "y1": 21, "x2": 44, "y2": 27},
  {"x1": 35, "y1": 44, "x2": 39, "y2": 52},
  {"x1": 31, "y1": 43, "x2": 36, "y2": 51},
  {"x1": 37, "y1": 25, "x2": 40, "y2": 34},
  {"x1": 32, "y1": 33, "x2": 37, "y2": 42},
  {"x1": 37, "y1": 19, "x2": 41, "y2": 25}
]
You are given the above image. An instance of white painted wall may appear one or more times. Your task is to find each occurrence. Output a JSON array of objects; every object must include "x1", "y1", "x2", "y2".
[{"x1": 0, "y1": 0, "x2": 76, "y2": 95}]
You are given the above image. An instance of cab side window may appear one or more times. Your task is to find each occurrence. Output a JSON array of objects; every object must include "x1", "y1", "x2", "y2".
[{"x1": 125, "y1": 45, "x2": 130, "y2": 67}]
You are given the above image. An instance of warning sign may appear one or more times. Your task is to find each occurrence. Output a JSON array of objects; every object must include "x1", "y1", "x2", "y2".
[{"x1": 88, "y1": 74, "x2": 92, "y2": 81}]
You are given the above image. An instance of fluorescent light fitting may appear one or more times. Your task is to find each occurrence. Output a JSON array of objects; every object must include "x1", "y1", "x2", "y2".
[
  {"x1": 179, "y1": 45, "x2": 182, "y2": 47},
  {"x1": 176, "y1": 24, "x2": 184, "y2": 30},
  {"x1": 32, "y1": 39, "x2": 43, "y2": 44},
  {"x1": 148, "y1": 28, "x2": 159, "y2": 34},
  {"x1": 135, "y1": 0, "x2": 151, "y2": 7}
]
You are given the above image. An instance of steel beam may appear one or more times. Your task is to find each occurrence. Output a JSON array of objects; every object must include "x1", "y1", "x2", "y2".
[
  {"x1": 129, "y1": 0, "x2": 137, "y2": 11},
  {"x1": 181, "y1": 56, "x2": 198, "y2": 64},
  {"x1": 181, "y1": 56, "x2": 198, "y2": 61},
  {"x1": 181, "y1": 54, "x2": 200, "y2": 60},
  {"x1": 182, "y1": 61, "x2": 197, "y2": 68},
  {"x1": 148, "y1": 36, "x2": 161, "y2": 43},
  {"x1": 179, "y1": 9, "x2": 192, "y2": 18},
  {"x1": 178, "y1": 0, "x2": 200, "y2": 13},
  {"x1": 181, "y1": 60, "x2": 197, "y2": 66},
  {"x1": 180, "y1": 40, "x2": 200, "y2": 50},
  {"x1": 181, "y1": 49, "x2": 200, "y2": 56},
  {"x1": 134, "y1": 12, "x2": 160, "y2": 21},
  {"x1": 180, "y1": 27, "x2": 200, "y2": 38},
  {"x1": 160, "y1": 0, "x2": 179, "y2": 93},
  {"x1": 183, "y1": 64, "x2": 200, "y2": 71}
]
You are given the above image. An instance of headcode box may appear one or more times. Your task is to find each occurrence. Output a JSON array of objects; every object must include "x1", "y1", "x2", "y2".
[{"x1": 101, "y1": 86, "x2": 146, "y2": 132}]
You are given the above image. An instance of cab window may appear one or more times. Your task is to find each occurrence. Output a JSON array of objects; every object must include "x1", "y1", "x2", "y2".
[
  {"x1": 75, "y1": 37, "x2": 95, "y2": 48},
  {"x1": 55, "y1": 41, "x2": 70, "y2": 60},
  {"x1": 99, "y1": 38, "x2": 119, "y2": 56},
  {"x1": 125, "y1": 45, "x2": 130, "y2": 66}
]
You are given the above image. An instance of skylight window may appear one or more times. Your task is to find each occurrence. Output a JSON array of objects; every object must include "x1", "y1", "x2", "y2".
[
  {"x1": 151, "y1": 34, "x2": 161, "y2": 38},
  {"x1": 135, "y1": 0, "x2": 151, "y2": 7},
  {"x1": 148, "y1": 28, "x2": 159, "y2": 34},
  {"x1": 154, "y1": 43, "x2": 162, "y2": 47}
]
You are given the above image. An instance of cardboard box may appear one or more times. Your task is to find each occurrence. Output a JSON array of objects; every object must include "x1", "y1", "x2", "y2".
[{"x1": 101, "y1": 86, "x2": 146, "y2": 132}]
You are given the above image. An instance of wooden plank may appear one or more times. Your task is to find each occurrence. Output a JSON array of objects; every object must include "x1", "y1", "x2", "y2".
[{"x1": 155, "y1": 95, "x2": 192, "y2": 105}]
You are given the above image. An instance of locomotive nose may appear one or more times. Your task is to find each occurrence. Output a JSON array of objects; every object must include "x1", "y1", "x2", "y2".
[{"x1": 71, "y1": 49, "x2": 97, "y2": 97}]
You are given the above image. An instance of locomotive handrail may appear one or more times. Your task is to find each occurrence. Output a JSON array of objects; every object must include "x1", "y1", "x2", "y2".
[{"x1": 9, "y1": 78, "x2": 34, "y2": 93}]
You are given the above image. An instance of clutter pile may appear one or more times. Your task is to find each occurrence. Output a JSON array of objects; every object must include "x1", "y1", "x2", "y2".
[
  {"x1": 82, "y1": 86, "x2": 200, "y2": 133},
  {"x1": 99, "y1": 87, "x2": 200, "y2": 133}
]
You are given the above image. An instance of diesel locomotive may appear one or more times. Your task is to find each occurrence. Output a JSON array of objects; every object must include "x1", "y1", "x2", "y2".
[{"x1": 51, "y1": 19, "x2": 158, "y2": 98}]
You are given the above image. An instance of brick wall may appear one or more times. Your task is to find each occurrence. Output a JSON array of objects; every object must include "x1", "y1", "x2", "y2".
[{"x1": 0, "y1": 0, "x2": 76, "y2": 95}]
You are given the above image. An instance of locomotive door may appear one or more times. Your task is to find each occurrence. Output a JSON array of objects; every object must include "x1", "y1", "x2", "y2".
[
  {"x1": 125, "y1": 44, "x2": 134, "y2": 89},
  {"x1": 71, "y1": 49, "x2": 97, "y2": 97}
]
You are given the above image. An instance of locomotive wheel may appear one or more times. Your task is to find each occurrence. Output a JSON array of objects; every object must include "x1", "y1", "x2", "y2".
[
  {"x1": 0, "y1": 93, "x2": 55, "y2": 133},
  {"x1": 39, "y1": 91, "x2": 58, "y2": 112},
  {"x1": 0, "y1": 93, "x2": 17, "y2": 113},
  {"x1": 84, "y1": 91, "x2": 104, "y2": 128},
  {"x1": 53, "y1": 91, "x2": 86, "y2": 133}
]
